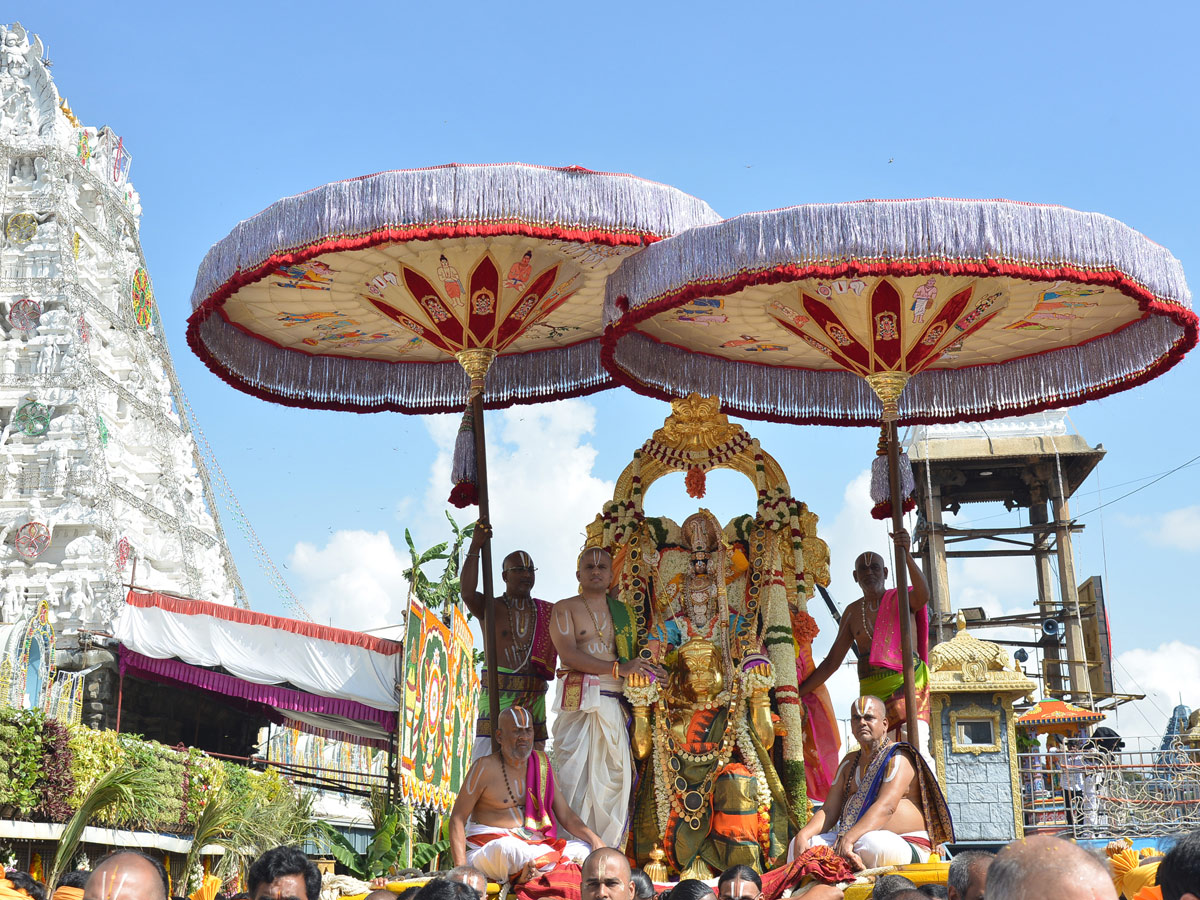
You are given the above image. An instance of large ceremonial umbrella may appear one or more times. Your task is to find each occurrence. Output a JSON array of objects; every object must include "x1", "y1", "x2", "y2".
[
  {"x1": 189, "y1": 162, "x2": 720, "y2": 742},
  {"x1": 602, "y1": 198, "x2": 1195, "y2": 739}
]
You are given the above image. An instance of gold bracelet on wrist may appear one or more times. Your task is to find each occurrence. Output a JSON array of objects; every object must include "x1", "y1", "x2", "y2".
[{"x1": 612, "y1": 661, "x2": 620, "y2": 678}]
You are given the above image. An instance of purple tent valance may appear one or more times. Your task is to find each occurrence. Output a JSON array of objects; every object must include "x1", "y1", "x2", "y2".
[{"x1": 119, "y1": 647, "x2": 397, "y2": 731}]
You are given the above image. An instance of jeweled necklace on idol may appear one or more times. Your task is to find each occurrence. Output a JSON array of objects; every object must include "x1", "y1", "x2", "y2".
[{"x1": 654, "y1": 681, "x2": 740, "y2": 831}]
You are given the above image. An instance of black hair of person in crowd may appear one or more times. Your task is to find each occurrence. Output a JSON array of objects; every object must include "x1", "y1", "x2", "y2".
[
  {"x1": 413, "y1": 881, "x2": 480, "y2": 900},
  {"x1": 871, "y1": 875, "x2": 918, "y2": 900},
  {"x1": 8, "y1": 872, "x2": 46, "y2": 900},
  {"x1": 1159, "y1": 829, "x2": 1200, "y2": 900},
  {"x1": 628, "y1": 870, "x2": 655, "y2": 900},
  {"x1": 246, "y1": 847, "x2": 321, "y2": 900}
]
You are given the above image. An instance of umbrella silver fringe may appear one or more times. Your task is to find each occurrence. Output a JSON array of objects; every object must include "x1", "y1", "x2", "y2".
[
  {"x1": 191, "y1": 163, "x2": 722, "y2": 311},
  {"x1": 605, "y1": 198, "x2": 1191, "y2": 319},
  {"x1": 610, "y1": 316, "x2": 1188, "y2": 424},
  {"x1": 199, "y1": 314, "x2": 611, "y2": 411}
]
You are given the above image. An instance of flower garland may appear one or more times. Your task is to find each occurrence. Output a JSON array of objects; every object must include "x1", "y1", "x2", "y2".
[
  {"x1": 733, "y1": 710, "x2": 775, "y2": 857},
  {"x1": 640, "y1": 430, "x2": 753, "y2": 472}
]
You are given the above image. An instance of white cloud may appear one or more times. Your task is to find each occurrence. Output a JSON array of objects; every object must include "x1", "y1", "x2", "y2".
[
  {"x1": 285, "y1": 398, "x2": 615, "y2": 640},
  {"x1": 1110, "y1": 641, "x2": 1200, "y2": 750},
  {"x1": 419, "y1": 398, "x2": 615, "y2": 605},
  {"x1": 1138, "y1": 505, "x2": 1200, "y2": 551},
  {"x1": 288, "y1": 530, "x2": 411, "y2": 631}
]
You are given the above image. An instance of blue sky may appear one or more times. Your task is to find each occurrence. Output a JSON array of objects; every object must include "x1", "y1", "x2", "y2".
[{"x1": 13, "y1": 1, "x2": 1200, "y2": 741}]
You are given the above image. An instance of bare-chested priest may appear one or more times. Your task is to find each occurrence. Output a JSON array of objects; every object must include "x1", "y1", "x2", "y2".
[
  {"x1": 787, "y1": 696, "x2": 953, "y2": 871},
  {"x1": 462, "y1": 524, "x2": 557, "y2": 760},
  {"x1": 449, "y1": 706, "x2": 602, "y2": 884},
  {"x1": 551, "y1": 547, "x2": 663, "y2": 849},
  {"x1": 799, "y1": 529, "x2": 934, "y2": 760}
]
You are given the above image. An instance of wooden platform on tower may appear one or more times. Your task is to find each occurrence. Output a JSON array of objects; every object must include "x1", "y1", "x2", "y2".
[{"x1": 907, "y1": 411, "x2": 1137, "y2": 712}]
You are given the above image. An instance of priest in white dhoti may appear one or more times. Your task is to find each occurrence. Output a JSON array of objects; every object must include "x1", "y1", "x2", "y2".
[
  {"x1": 449, "y1": 706, "x2": 601, "y2": 884},
  {"x1": 550, "y1": 548, "x2": 665, "y2": 849}
]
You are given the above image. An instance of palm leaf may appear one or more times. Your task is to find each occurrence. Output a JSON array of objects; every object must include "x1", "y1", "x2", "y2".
[
  {"x1": 214, "y1": 787, "x2": 314, "y2": 884},
  {"x1": 48, "y1": 765, "x2": 153, "y2": 890},
  {"x1": 180, "y1": 790, "x2": 239, "y2": 895}
]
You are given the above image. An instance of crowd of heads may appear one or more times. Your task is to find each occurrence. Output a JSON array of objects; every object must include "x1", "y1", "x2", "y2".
[{"x1": 0, "y1": 829, "x2": 1193, "y2": 900}]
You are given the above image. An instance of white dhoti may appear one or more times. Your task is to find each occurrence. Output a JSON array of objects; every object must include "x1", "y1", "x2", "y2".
[
  {"x1": 550, "y1": 672, "x2": 631, "y2": 849},
  {"x1": 788, "y1": 829, "x2": 932, "y2": 868},
  {"x1": 465, "y1": 822, "x2": 590, "y2": 882}
]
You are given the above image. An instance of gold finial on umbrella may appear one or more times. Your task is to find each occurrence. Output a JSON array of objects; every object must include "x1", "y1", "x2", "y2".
[
  {"x1": 456, "y1": 348, "x2": 497, "y2": 397},
  {"x1": 864, "y1": 371, "x2": 911, "y2": 423}
]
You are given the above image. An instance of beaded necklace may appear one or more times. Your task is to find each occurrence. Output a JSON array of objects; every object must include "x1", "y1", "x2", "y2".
[
  {"x1": 503, "y1": 595, "x2": 534, "y2": 670},
  {"x1": 501, "y1": 758, "x2": 524, "y2": 816},
  {"x1": 860, "y1": 596, "x2": 878, "y2": 641}
]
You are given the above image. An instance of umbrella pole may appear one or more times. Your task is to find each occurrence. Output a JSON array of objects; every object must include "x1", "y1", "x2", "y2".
[
  {"x1": 459, "y1": 350, "x2": 501, "y2": 754},
  {"x1": 470, "y1": 390, "x2": 501, "y2": 753},
  {"x1": 887, "y1": 420, "x2": 921, "y2": 746}
]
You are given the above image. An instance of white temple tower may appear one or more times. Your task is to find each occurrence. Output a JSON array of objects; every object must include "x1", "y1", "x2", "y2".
[{"x1": 0, "y1": 23, "x2": 245, "y2": 670}]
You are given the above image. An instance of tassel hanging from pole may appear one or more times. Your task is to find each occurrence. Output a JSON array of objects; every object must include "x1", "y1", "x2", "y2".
[
  {"x1": 864, "y1": 372, "x2": 915, "y2": 520},
  {"x1": 447, "y1": 349, "x2": 497, "y2": 508},
  {"x1": 448, "y1": 407, "x2": 478, "y2": 508},
  {"x1": 870, "y1": 425, "x2": 915, "y2": 519}
]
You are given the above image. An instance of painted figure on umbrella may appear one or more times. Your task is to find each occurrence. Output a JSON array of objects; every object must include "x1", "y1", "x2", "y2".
[
  {"x1": 438, "y1": 255, "x2": 465, "y2": 304},
  {"x1": 506, "y1": 250, "x2": 534, "y2": 290}
]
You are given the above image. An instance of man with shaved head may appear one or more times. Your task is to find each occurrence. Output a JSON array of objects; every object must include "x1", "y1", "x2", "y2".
[
  {"x1": 946, "y1": 849, "x2": 993, "y2": 900},
  {"x1": 986, "y1": 835, "x2": 1116, "y2": 900},
  {"x1": 84, "y1": 852, "x2": 169, "y2": 900},
  {"x1": 449, "y1": 705, "x2": 602, "y2": 884},
  {"x1": 799, "y1": 529, "x2": 934, "y2": 762},
  {"x1": 551, "y1": 546, "x2": 664, "y2": 850},
  {"x1": 444, "y1": 867, "x2": 487, "y2": 898},
  {"x1": 581, "y1": 848, "x2": 634, "y2": 900},
  {"x1": 462, "y1": 523, "x2": 558, "y2": 761},
  {"x1": 787, "y1": 696, "x2": 953, "y2": 871}
]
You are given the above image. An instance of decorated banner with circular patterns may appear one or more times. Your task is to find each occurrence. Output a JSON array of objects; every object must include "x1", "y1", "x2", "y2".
[
  {"x1": 131, "y1": 268, "x2": 155, "y2": 329},
  {"x1": 13, "y1": 398, "x2": 52, "y2": 437},
  {"x1": 6, "y1": 213, "x2": 37, "y2": 245},
  {"x1": 399, "y1": 597, "x2": 478, "y2": 811},
  {"x1": 8, "y1": 299, "x2": 41, "y2": 336},
  {"x1": 16, "y1": 522, "x2": 51, "y2": 560}
]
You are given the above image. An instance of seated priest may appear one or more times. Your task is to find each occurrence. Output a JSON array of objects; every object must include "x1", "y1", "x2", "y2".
[
  {"x1": 449, "y1": 706, "x2": 603, "y2": 884},
  {"x1": 787, "y1": 695, "x2": 953, "y2": 870}
]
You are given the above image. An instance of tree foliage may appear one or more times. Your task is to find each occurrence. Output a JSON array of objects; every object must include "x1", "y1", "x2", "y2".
[{"x1": 402, "y1": 512, "x2": 474, "y2": 617}]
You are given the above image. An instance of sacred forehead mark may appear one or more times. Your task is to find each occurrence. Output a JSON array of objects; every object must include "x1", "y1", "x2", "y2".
[
  {"x1": 501, "y1": 705, "x2": 532, "y2": 729},
  {"x1": 577, "y1": 547, "x2": 611, "y2": 567},
  {"x1": 728, "y1": 878, "x2": 754, "y2": 898},
  {"x1": 854, "y1": 696, "x2": 883, "y2": 717},
  {"x1": 93, "y1": 866, "x2": 131, "y2": 900}
]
